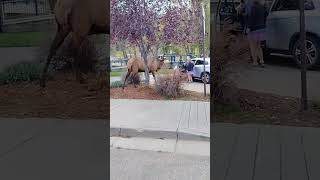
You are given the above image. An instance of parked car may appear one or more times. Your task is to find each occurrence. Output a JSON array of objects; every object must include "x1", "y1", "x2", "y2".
[
  {"x1": 264, "y1": 0, "x2": 320, "y2": 68},
  {"x1": 191, "y1": 58, "x2": 210, "y2": 84}
]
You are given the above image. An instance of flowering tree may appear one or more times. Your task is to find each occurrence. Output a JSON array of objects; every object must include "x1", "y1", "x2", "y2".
[
  {"x1": 161, "y1": 0, "x2": 203, "y2": 55},
  {"x1": 112, "y1": 0, "x2": 168, "y2": 83},
  {"x1": 111, "y1": 0, "x2": 207, "y2": 82}
]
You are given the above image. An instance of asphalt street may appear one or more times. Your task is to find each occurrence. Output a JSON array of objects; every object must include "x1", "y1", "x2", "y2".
[
  {"x1": 234, "y1": 55, "x2": 320, "y2": 101},
  {"x1": 110, "y1": 148, "x2": 210, "y2": 180}
]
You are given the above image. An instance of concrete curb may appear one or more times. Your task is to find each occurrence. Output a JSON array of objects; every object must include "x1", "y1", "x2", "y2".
[{"x1": 110, "y1": 127, "x2": 210, "y2": 142}]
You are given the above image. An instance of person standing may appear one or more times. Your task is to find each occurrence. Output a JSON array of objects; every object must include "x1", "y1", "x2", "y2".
[
  {"x1": 186, "y1": 57, "x2": 194, "y2": 83},
  {"x1": 247, "y1": 0, "x2": 268, "y2": 67},
  {"x1": 236, "y1": 0, "x2": 246, "y2": 30}
]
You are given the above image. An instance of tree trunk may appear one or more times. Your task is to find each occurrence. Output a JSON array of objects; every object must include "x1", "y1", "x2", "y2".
[
  {"x1": 133, "y1": 47, "x2": 137, "y2": 58},
  {"x1": 154, "y1": 44, "x2": 159, "y2": 59},
  {"x1": 122, "y1": 49, "x2": 127, "y2": 59},
  {"x1": 184, "y1": 45, "x2": 190, "y2": 55},
  {"x1": 138, "y1": 43, "x2": 150, "y2": 84}
]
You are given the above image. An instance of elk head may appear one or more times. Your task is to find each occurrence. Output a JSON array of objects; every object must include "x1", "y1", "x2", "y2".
[{"x1": 157, "y1": 57, "x2": 165, "y2": 70}]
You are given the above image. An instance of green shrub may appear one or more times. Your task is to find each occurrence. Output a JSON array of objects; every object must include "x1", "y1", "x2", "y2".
[
  {"x1": 111, "y1": 80, "x2": 125, "y2": 88},
  {"x1": 0, "y1": 62, "x2": 43, "y2": 85}
]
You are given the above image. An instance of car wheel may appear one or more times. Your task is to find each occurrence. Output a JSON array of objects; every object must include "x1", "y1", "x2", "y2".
[
  {"x1": 201, "y1": 72, "x2": 210, "y2": 84},
  {"x1": 292, "y1": 35, "x2": 320, "y2": 69}
]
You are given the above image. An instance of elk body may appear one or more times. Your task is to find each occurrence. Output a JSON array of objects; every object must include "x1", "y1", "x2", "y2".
[
  {"x1": 123, "y1": 57, "x2": 164, "y2": 89},
  {"x1": 40, "y1": 0, "x2": 109, "y2": 87}
]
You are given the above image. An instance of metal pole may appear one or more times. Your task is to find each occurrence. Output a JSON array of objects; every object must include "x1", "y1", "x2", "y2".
[
  {"x1": 34, "y1": 0, "x2": 39, "y2": 15},
  {"x1": 202, "y1": 3, "x2": 206, "y2": 96},
  {"x1": 0, "y1": 0, "x2": 3, "y2": 32},
  {"x1": 300, "y1": 0, "x2": 308, "y2": 110}
]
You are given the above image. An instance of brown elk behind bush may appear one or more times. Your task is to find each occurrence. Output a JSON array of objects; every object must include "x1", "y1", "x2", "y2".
[{"x1": 122, "y1": 57, "x2": 164, "y2": 89}]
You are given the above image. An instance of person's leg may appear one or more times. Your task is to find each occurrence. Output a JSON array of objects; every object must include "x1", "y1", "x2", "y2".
[
  {"x1": 248, "y1": 36, "x2": 258, "y2": 65},
  {"x1": 257, "y1": 41, "x2": 264, "y2": 64},
  {"x1": 256, "y1": 40, "x2": 264, "y2": 65}
]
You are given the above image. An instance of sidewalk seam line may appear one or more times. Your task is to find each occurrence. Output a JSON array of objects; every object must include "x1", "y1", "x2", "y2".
[{"x1": 0, "y1": 120, "x2": 60, "y2": 160}]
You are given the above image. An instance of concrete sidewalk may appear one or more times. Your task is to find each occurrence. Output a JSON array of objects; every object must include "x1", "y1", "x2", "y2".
[
  {"x1": 213, "y1": 123, "x2": 320, "y2": 180},
  {"x1": 110, "y1": 99, "x2": 210, "y2": 141},
  {"x1": 0, "y1": 118, "x2": 108, "y2": 180}
]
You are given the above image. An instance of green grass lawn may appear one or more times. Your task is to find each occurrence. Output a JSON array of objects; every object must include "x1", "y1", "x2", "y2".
[
  {"x1": 0, "y1": 32, "x2": 46, "y2": 47},
  {"x1": 110, "y1": 69, "x2": 126, "y2": 77},
  {"x1": 110, "y1": 68, "x2": 174, "y2": 77}
]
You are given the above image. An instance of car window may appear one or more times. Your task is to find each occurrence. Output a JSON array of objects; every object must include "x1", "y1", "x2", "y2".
[
  {"x1": 195, "y1": 60, "x2": 204, "y2": 65},
  {"x1": 305, "y1": 0, "x2": 315, "y2": 10},
  {"x1": 195, "y1": 60, "x2": 209, "y2": 65},
  {"x1": 272, "y1": 0, "x2": 315, "y2": 11}
]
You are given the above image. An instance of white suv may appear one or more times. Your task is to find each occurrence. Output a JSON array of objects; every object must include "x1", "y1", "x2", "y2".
[
  {"x1": 191, "y1": 58, "x2": 210, "y2": 84},
  {"x1": 264, "y1": 0, "x2": 320, "y2": 68}
]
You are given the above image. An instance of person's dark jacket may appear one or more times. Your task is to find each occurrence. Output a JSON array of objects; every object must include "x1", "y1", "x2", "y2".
[
  {"x1": 248, "y1": 2, "x2": 268, "y2": 31},
  {"x1": 186, "y1": 61, "x2": 194, "y2": 71}
]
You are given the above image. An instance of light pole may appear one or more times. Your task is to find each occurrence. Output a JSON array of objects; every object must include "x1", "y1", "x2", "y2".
[
  {"x1": 300, "y1": 0, "x2": 308, "y2": 110},
  {"x1": 201, "y1": 2, "x2": 207, "y2": 96}
]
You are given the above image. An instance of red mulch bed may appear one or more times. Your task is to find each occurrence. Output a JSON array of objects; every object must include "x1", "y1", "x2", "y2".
[
  {"x1": 110, "y1": 85, "x2": 210, "y2": 102},
  {"x1": 0, "y1": 73, "x2": 108, "y2": 120},
  {"x1": 111, "y1": 85, "x2": 162, "y2": 100},
  {"x1": 0, "y1": 73, "x2": 208, "y2": 120}
]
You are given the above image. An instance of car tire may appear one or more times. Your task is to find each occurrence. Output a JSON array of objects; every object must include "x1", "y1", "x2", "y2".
[
  {"x1": 292, "y1": 35, "x2": 320, "y2": 69},
  {"x1": 201, "y1": 72, "x2": 210, "y2": 84}
]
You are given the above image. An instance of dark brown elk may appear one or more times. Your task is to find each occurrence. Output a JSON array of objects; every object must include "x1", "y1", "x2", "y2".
[
  {"x1": 40, "y1": 0, "x2": 109, "y2": 87},
  {"x1": 123, "y1": 57, "x2": 165, "y2": 89}
]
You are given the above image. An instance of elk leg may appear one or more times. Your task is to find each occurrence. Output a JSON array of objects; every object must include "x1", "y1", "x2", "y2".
[
  {"x1": 122, "y1": 71, "x2": 131, "y2": 89},
  {"x1": 40, "y1": 27, "x2": 69, "y2": 87},
  {"x1": 127, "y1": 72, "x2": 137, "y2": 88},
  {"x1": 133, "y1": 74, "x2": 137, "y2": 88},
  {"x1": 70, "y1": 13, "x2": 91, "y2": 84},
  {"x1": 71, "y1": 34, "x2": 87, "y2": 84},
  {"x1": 151, "y1": 71, "x2": 156, "y2": 83}
]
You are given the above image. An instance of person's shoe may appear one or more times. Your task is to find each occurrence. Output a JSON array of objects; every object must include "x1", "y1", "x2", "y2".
[
  {"x1": 260, "y1": 63, "x2": 265, "y2": 68},
  {"x1": 252, "y1": 62, "x2": 259, "y2": 67}
]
